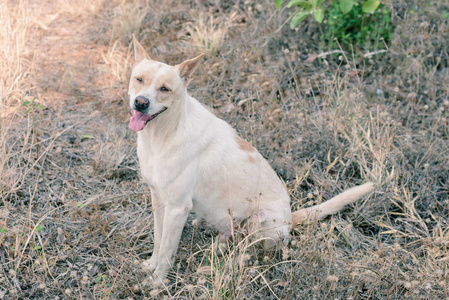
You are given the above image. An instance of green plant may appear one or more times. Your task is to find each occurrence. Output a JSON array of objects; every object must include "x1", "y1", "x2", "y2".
[
  {"x1": 276, "y1": 0, "x2": 392, "y2": 49},
  {"x1": 21, "y1": 97, "x2": 45, "y2": 114},
  {"x1": 277, "y1": 0, "x2": 381, "y2": 28},
  {"x1": 95, "y1": 273, "x2": 111, "y2": 287},
  {"x1": 94, "y1": 273, "x2": 114, "y2": 297},
  {"x1": 325, "y1": 0, "x2": 392, "y2": 49}
]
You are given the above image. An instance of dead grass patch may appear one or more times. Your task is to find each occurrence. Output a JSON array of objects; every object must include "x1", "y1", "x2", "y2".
[
  {"x1": 186, "y1": 11, "x2": 239, "y2": 55},
  {"x1": 0, "y1": 0, "x2": 32, "y2": 107}
]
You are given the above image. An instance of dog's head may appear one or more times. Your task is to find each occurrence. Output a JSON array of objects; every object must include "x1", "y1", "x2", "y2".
[{"x1": 128, "y1": 35, "x2": 204, "y2": 131}]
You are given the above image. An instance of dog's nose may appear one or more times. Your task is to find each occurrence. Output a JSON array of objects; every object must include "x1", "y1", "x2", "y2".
[{"x1": 134, "y1": 96, "x2": 150, "y2": 111}]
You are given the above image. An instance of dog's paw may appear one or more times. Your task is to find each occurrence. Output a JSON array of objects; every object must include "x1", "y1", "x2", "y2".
[
  {"x1": 153, "y1": 268, "x2": 169, "y2": 283},
  {"x1": 141, "y1": 275, "x2": 165, "y2": 289},
  {"x1": 141, "y1": 256, "x2": 158, "y2": 273},
  {"x1": 215, "y1": 233, "x2": 230, "y2": 257},
  {"x1": 140, "y1": 270, "x2": 168, "y2": 290}
]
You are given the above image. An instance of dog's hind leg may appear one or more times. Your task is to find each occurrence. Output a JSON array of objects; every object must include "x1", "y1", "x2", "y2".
[
  {"x1": 249, "y1": 209, "x2": 291, "y2": 250},
  {"x1": 214, "y1": 232, "x2": 231, "y2": 256}
]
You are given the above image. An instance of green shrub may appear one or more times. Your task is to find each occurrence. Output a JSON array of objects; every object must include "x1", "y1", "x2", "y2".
[
  {"x1": 277, "y1": 0, "x2": 393, "y2": 49},
  {"x1": 325, "y1": 1, "x2": 392, "y2": 49}
]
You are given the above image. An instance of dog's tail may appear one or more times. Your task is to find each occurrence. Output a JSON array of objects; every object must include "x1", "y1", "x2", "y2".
[{"x1": 291, "y1": 182, "x2": 375, "y2": 226}]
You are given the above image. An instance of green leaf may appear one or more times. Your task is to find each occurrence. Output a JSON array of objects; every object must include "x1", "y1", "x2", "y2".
[
  {"x1": 33, "y1": 245, "x2": 42, "y2": 250},
  {"x1": 276, "y1": 0, "x2": 283, "y2": 9},
  {"x1": 81, "y1": 134, "x2": 94, "y2": 141},
  {"x1": 311, "y1": 0, "x2": 318, "y2": 8},
  {"x1": 77, "y1": 203, "x2": 85, "y2": 207},
  {"x1": 339, "y1": 0, "x2": 354, "y2": 14},
  {"x1": 287, "y1": 0, "x2": 308, "y2": 8},
  {"x1": 362, "y1": 0, "x2": 380, "y2": 13},
  {"x1": 34, "y1": 104, "x2": 46, "y2": 110},
  {"x1": 35, "y1": 225, "x2": 43, "y2": 232},
  {"x1": 290, "y1": 9, "x2": 310, "y2": 28},
  {"x1": 21, "y1": 101, "x2": 31, "y2": 106},
  {"x1": 314, "y1": 8, "x2": 324, "y2": 23},
  {"x1": 0, "y1": 228, "x2": 6, "y2": 233}
]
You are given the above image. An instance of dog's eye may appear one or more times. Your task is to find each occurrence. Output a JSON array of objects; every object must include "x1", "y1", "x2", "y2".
[
  {"x1": 160, "y1": 86, "x2": 170, "y2": 92},
  {"x1": 136, "y1": 77, "x2": 143, "y2": 83}
]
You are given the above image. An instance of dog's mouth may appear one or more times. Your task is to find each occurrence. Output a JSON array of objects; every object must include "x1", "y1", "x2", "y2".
[{"x1": 129, "y1": 108, "x2": 167, "y2": 131}]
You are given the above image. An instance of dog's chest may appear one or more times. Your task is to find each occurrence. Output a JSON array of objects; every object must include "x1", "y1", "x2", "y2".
[
  {"x1": 136, "y1": 131, "x2": 191, "y2": 190},
  {"x1": 136, "y1": 135, "x2": 160, "y2": 188}
]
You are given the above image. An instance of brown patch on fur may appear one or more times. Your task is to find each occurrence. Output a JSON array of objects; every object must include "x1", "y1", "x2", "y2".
[
  {"x1": 248, "y1": 155, "x2": 255, "y2": 163},
  {"x1": 236, "y1": 136, "x2": 255, "y2": 152}
]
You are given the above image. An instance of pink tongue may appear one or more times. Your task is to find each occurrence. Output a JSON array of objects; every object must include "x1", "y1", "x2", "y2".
[{"x1": 129, "y1": 110, "x2": 152, "y2": 131}]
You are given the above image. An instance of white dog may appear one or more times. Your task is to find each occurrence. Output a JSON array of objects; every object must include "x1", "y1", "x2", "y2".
[{"x1": 128, "y1": 35, "x2": 375, "y2": 281}]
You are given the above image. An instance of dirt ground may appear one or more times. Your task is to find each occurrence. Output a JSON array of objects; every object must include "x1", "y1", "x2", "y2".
[{"x1": 1, "y1": 0, "x2": 448, "y2": 299}]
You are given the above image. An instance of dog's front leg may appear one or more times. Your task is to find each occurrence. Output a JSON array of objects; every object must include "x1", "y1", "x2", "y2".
[
  {"x1": 152, "y1": 201, "x2": 191, "y2": 281},
  {"x1": 142, "y1": 189, "x2": 164, "y2": 272}
]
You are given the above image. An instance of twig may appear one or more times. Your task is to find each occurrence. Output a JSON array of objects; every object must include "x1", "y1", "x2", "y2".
[
  {"x1": 317, "y1": 50, "x2": 345, "y2": 58},
  {"x1": 363, "y1": 50, "x2": 388, "y2": 58}
]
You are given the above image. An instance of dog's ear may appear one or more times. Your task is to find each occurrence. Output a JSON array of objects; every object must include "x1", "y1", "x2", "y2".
[
  {"x1": 176, "y1": 54, "x2": 205, "y2": 83},
  {"x1": 133, "y1": 34, "x2": 150, "y2": 63}
]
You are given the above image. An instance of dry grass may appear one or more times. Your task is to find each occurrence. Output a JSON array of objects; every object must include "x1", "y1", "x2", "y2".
[
  {"x1": 186, "y1": 10, "x2": 239, "y2": 54},
  {"x1": 0, "y1": 0, "x2": 33, "y2": 108},
  {"x1": 0, "y1": 0, "x2": 448, "y2": 298}
]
